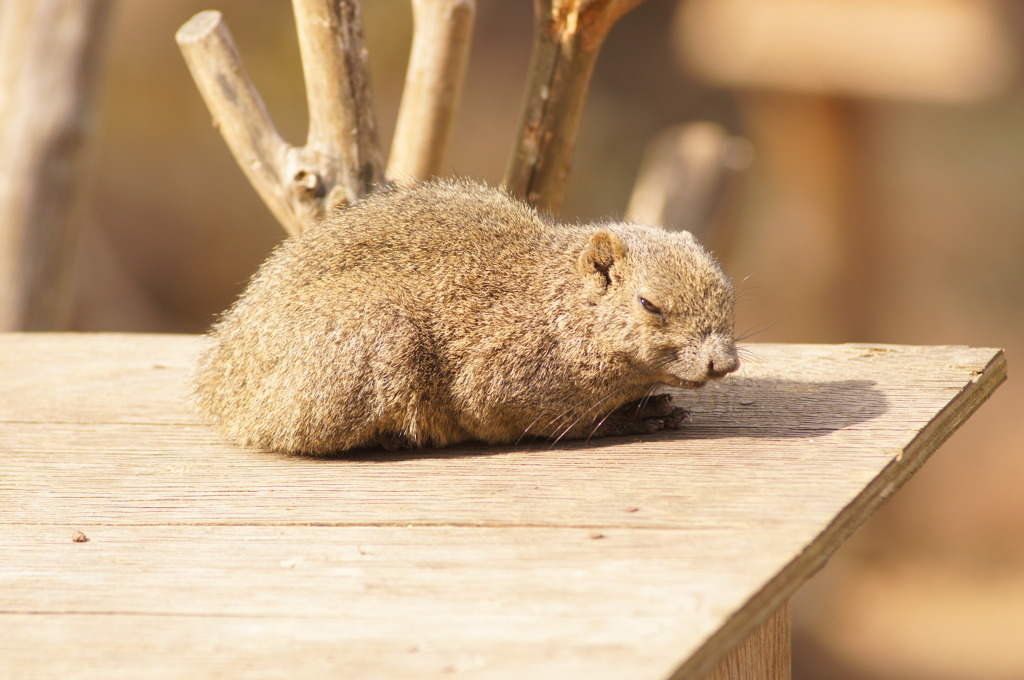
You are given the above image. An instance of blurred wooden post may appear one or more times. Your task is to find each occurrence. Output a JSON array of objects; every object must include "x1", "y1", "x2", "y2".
[
  {"x1": 675, "y1": 0, "x2": 1014, "y2": 341},
  {"x1": 0, "y1": 0, "x2": 112, "y2": 331},
  {"x1": 626, "y1": 122, "x2": 752, "y2": 251},
  {"x1": 739, "y1": 93, "x2": 869, "y2": 340}
]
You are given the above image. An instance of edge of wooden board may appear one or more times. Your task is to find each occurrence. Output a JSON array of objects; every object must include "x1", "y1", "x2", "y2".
[{"x1": 674, "y1": 346, "x2": 1008, "y2": 680}]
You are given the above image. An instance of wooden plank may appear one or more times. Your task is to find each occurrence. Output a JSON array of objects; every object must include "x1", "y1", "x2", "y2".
[
  {"x1": 706, "y1": 603, "x2": 790, "y2": 680},
  {"x1": 0, "y1": 333, "x2": 1005, "y2": 679},
  {"x1": 1, "y1": 523, "x2": 747, "y2": 680}
]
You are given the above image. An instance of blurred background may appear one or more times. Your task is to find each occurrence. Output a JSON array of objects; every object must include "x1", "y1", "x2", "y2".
[{"x1": 7, "y1": 0, "x2": 1024, "y2": 677}]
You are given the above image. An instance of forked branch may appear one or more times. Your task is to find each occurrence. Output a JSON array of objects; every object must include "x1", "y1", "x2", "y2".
[
  {"x1": 176, "y1": 2, "x2": 383, "y2": 236},
  {"x1": 176, "y1": 12, "x2": 294, "y2": 232},
  {"x1": 178, "y1": 0, "x2": 648, "y2": 232}
]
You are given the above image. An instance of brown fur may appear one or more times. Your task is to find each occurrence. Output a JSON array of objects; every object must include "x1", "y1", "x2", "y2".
[{"x1": 193, "y1": 179, "x2": 738, "y2": 455}]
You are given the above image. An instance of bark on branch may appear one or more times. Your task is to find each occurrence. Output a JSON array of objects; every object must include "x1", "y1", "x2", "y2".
[
  {"x1": 503, "y1": 0, "x2": 647, "y2": 213},
  {"x1": 176, "y1": 12, "x2": 295, "y2": 232},
  {"x1": 179, "y1": 0, "x2": 646, "y2": 230},
  {"x1": 388, "y1": 0, "x2": 475, "y2": 183},
  {"x1": 292, "y1": 0, "x2": 383, "y2": 207},
  {"x1": 176, "y1": 2, "x2": 383, "y2": 236}
]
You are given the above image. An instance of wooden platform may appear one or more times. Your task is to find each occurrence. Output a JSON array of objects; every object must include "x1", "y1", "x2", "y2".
[{"x1": 0, "y1": 333, "x2": 1005, "y2": 679}]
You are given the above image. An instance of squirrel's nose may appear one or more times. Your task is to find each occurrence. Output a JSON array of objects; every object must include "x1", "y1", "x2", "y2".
[
  {"x1": 707, "y1": 357, "x2": 737, "y2": 378},
  {"x1": 705, "y1": 340, "x2": 739, "y2": 379}
]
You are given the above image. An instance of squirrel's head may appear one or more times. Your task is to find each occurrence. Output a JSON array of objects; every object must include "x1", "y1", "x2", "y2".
[{"x1": 577, "y1": 225, "x2": 738, "y2": 388}]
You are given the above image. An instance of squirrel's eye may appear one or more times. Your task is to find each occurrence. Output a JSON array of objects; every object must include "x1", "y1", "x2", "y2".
[{"x1": 638, "y1": 297, "x2": 662, "y2": 315}]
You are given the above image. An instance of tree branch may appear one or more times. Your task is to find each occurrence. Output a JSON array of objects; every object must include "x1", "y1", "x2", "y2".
[
  {"x1": 292, "y1": 0, "x2": 383, "y2": 207},
  {"x1": 503, "y1": 0, "x2": 647, "y2": 213},
  {"x1": 176, "y1": 11, "x2": 301, "y2": 234},
  {"x1": 177, "y1": 2, "x2": 384, "y2": 236},
  {"x1": 387, "y1": 0, "x2": 475, "y2": 183}
]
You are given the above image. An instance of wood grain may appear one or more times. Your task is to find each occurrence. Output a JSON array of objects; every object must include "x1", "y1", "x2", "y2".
[
  {"x1": 0, "y1": 333, "x2": 1005, "y2": 679},
  {"x1": 706, "y1": 604, "x2": 790, "y2": 680}
]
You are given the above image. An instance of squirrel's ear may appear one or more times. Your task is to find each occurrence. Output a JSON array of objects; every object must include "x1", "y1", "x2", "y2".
[{"x1": 577, "y1": 230, "x2": 626, "y2": 291}]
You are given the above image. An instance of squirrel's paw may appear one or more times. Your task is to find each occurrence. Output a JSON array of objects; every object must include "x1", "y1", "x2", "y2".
[
  {"x1": 376, "y1": 432, "x2": 413, "y2": 451},
  {"x1": 595, "y1": 394, "x2": 690, "y2": 437},
  {"x1": 662, "y1": 406, "x2": 690, "y2": 429}
]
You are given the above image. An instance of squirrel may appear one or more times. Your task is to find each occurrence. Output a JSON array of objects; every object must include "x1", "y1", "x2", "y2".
[{"x1": 192, "y1": 179, "x2": 738, "y2": 455}]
